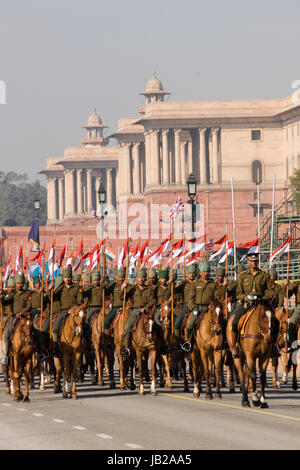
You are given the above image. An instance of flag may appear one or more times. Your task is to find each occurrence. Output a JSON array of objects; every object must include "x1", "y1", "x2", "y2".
[
  {"x1": 117, "y1": 239, "x2": 129, "y2": 270},
  {"x1": 73, "y1": 240, "x2": 83, "y2": 272},
  {"x1": 66, "y1": 251, "x2": 73, "y2": 268},
  {"x1": 269, "y1": 235, "x2": 290, "y2": 266},
  {"x1": 219, "y1": 241, "x2": 234, "y2": 264},
  {"x1": 169, "y1": 197, "x2": 185, "y2": 221},
  {"x1": 186, "y1": 252, "x2": 201, "y2": 266},
  {"x1": 15, "y1": 246, "x2": 23, "y2": 274},
  {"x1": 3, "y1": 258, "x2": 11, "y2": 287},
  {"x1": 48, "y1": 241, "x2": 55, "y2": 279},
  {"x1": 91, "y1": 208, "x2": 97, "y2": 219},
  {"x1": 209, "y1": 235, "x2": 227, "y2": 260},
  {"x1": 28, "y1": 219, "x2": 40, "y2": 247},
  {"x1": 237, "y1": 238, "x2": 259, "y2": 261},
  {"x1": 105, "y1": 247, "x2": 117, "y2": 262}
]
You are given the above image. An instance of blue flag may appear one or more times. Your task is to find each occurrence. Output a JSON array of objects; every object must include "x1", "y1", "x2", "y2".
[{"x1": 28, "y1": 219, "x2": 40, "y2": 246}]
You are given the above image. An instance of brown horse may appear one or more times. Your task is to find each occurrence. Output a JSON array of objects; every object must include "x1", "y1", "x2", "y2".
[
  {"x1": 271, "y1": 308, "x2": 290, "y2": 389},
  {"x1": 53, "y1": 305, "x2": 87, "y2": 399},
  {"x1": 130, "y1": 306, "x2": 159, "y2": 396},
  {"x1": 227, "y1": 301, "x2": 275, "y2": 408},
  {"x1": 90, "y1": 300, "x2": 116, "y2": 388},
  {"x1": 194, "y1": 301, "x2": 225, "y2": 399},
  {"x1": 6, "y1": 313, "x2": 38, "y2": 402},
  {"x1": 113, "y1": 304, "x2": 136, "y2": 391},
  {"x1": 158, "y1": 300, "x2": 190, "y2": 392},
  {"x1": 32, "y1": 312, "x2": 56, "y2": 391}
]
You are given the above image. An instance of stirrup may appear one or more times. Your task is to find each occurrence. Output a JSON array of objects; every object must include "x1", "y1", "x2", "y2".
[
  {"x1": 121, "y1": 347, "x2": 130, "y2": 357},
  {"x1": 1, "y1": 357, "x2": 8, "y2": 365},
  {"x1": 181, "y1": 342, "x2": 191, "y2": 353}
]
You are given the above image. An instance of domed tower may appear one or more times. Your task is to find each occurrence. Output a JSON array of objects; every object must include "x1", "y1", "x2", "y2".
[
  {"x1": 81, "y1": 108, "x2": 108, "y2": 146},
  {"x1": 139, "y1": 72, "x2": 170, "y2": 104}
]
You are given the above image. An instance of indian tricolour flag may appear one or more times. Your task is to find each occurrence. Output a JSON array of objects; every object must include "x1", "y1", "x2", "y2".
[
  {"x1": 269, "y1": 235, "x2": 290, "y2": 266},
  {"x1": 105, "y1": 247, "x2": 117, "y2": 262}
]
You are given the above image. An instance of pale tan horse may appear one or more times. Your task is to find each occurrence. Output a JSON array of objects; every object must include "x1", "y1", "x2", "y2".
[
  {"x1": 130, "y1": 306, "x2": 159, "y2": 396},
  {"x1": 158, "y1": 300, "x2": 190, "y2": 392},
  {"x1": 271, "y1": 308, "x2": 290, "y2": 389},
  {"x1": 90, "y1": 300, "x2": 116, "y2": 388},
  {"x1": 227, "y1": 301, "x2": 275, "y2": 408},
  {"x1": 7, "y1": 313, "x2": 38, "y2": 402},
  {"x1": 53, "y1": 305, "x2": 87, "y2": 399},
  {"x1": 113, "y1": 304, "x2": 136, "y2": 391},
  {"x1": 194, "y1": 301, "x2": 225, "y2": 399}
]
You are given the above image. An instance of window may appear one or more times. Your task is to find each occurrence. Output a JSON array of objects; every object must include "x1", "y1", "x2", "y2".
[
  {"x1": 251, "y1": 130, "x2": 261, "y2": 141},
  {"x1": 252, "y1": 160, "x2": 262, "y2": 184}
]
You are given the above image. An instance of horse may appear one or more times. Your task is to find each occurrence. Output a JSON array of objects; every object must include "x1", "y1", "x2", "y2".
[
  {"x1": 113, "y1": 304, "x2": 136, "y2": 391},
  {"x1": 227, "y1": 300, "x2": 276, "y2": 408},
  {"x1": 32, "y1": 312, "x2": 56, "y2": 391},
  {"x1": 130, "y1": 306, "x2": 159, "y2": 396},
  {"x1": 90, "y1": 300, "x2": 116, "y2": 388},
  {"x1": 270, "y1": 308, "x2": 290, "y2": 389},
  {"x1": 158, "y1": 299, "x2": 190, "y2": 392},
  {"x1": 193, "y1": 301, "x2": 225, "y2": 399},
  {"x1": 288, "y1": 319, "x2": 300, "y2": 391},
  {"x1": 53, "y1": 305, "x2": 87, "y2": 399},
  {"x1": 6, "y1": 312, "x2": 38, "y2": 402}
]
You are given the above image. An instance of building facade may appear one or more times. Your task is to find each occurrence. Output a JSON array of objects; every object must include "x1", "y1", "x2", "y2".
[{"x1": 40, "y1": 73, "x2": 300, "y2": 245}]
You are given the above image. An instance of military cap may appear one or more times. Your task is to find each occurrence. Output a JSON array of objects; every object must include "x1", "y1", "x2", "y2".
[
  {"x1": 186, "y1": 265, "x2": 197, "y2": 274},
  {"x1": 15, "y1": 273, "x2": 25, "y2": 283},
  {"x1": 199, "y1": 262, "x2": 210, "y2": 272},
  {"x1": 148, "y1": 269, "x2": 157, "y2": 279},
  {"x1": 33, "y1": 276, "x2": 41, "y2": 284},
  {"x1": 247, "y1": 253, "x2": 259, "y2": 261},
  {"x1": 236, "y1": 264, "x2": 245, "y2": 274},
  {"x1": 72, "y1": 273, "x2": 81, "y2": 281},
  {"x1": 268, "y1": 268, "x2": 277, "y2": 277},
  {"x1": 7, "y1": 278, "x2": 15, "y2": 287},
  {"x1": 158, "y1": 269, "x2": 169, "y2": 280},
  {"x1": 62, "y1": 267, "x2": 72, "y2": 278},
  {"x1": 136, "y1": 269, "x2": 147, "y2": 278},
  {"x1": 92, "y1": 271, "x2": 101, "y2": 281},
  {"x1": 127, "y1": 276, "x2": 136, "y2": 285},
  {"x1": 215, "y1": 266, "x2": 225, "y2": 276},
  {"x1": 116, "y1": 268, "x2": 126, "y2": 278}
]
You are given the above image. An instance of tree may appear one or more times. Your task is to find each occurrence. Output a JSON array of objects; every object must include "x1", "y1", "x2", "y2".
[{"x1": 0, "y1": 172, "x2": 47, "y2": 226}]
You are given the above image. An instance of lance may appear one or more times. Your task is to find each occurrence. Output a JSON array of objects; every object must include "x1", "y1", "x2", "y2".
[
  {"x1": 285, "y1": 224, "x2": 291, "y2": 326},
  {"x1": 39, "y1": 244, "x2": 45, "y2": 331},
  {"x1": 171, "y1": 220, "x2": 174, "y2": 335},
  {"x1": 49, "y1": 241, "x2": 55, "y2": 341},
  {"x1": 224, "y1": 223, "x2": 228, "y2": 319},
  {"x1": 122, "y1": 239, "x2": 130, "y2": 335},
  {"x1": 101, "y1": 239, "x2": 106, "y2": 331}
]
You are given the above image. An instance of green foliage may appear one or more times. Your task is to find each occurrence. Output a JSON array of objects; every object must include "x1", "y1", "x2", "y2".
[
  {"x1": 290, "y1": 169, "x2": 300, "y2": 211},
  {"x1": 0, "y1": 173, "x2": 47, "y2": 226}
]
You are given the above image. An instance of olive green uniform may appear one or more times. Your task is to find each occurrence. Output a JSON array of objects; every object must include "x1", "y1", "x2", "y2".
[
  {"x1": 82, "y1": 284, "x2": 103, "y2": 324},
  {"x1": 103, "y1": 281, "x2": 125, "y2": 331},
  {"x1": 3, "y1": 289, "x2": 32, "y2": 343},
  {"x1": 52, "y1": 283, "x2": 83, "y2": 343},
  {"x1": 187, "y1": 278, "x2": 217, "y2": 334},
  {"x1": 174, "y1": 280, "x2": 196, "y2": 332},
  {"x1": 286, "y1": 281, "x2": 300, "y2": 344}
]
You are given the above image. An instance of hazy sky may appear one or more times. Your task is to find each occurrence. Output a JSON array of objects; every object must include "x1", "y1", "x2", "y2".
[{"x1": 1, "y1": 0, "x2": 300, "y2": 183}]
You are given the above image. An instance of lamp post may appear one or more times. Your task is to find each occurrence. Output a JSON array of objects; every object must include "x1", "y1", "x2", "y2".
[
  {"x1": 33, "y1": 192, "x2": 40, "y2": 220},
  {"x1": 98, "y1": 181, "x2": 107, "y2": 241},
  {"x1": 186, "y1": 172, "x2": 197, "y2": 242},
  {"x1": 253, "y1": 168, "x2": 262, "y2": 267}
]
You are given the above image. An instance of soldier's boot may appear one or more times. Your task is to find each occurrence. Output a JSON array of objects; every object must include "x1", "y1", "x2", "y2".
[
  {"x1": 230, "y1": 330, "x2": 240, "y2": 358},
  {"x1": 121, "y1": 332, "x2": 131, "y2": 357},
  {"x1": 182, "y1": 328, "x2": 193, "y2": 353},
  {"x1": 1, "y1": 339, "x2": 9, "y2": 365}
]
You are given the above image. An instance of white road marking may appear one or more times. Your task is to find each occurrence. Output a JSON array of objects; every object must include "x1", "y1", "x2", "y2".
[
  {"x1": 16, "y1": 408, "x2": 27, "y2": 411},
  {"x1": 96, "y1": 433, "x2": 113, "y2": 439},
  {"x1": 53, "y1": 419, "x2": 65, "y2": 423},
  {"x1": 2, "y1": 403, "x2": 12, "y2": 407},
  {"x1": 33, "y1": 413, "x2": 43, "y2": 417},
  {"x1": 73, "y1": 426, "x2": 86, "y2": 431},
  {"x1": 125, "y1": 443, "x2": 143, "y2": 449}
]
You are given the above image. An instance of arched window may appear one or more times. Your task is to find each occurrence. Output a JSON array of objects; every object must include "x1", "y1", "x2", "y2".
[{"x1": 252, "y1": 160, "x2": 262, "y2": 185}]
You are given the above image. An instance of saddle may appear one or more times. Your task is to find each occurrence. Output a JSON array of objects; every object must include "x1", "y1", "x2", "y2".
[
  {"x1": 238, "y1": 307, "x2": 255, "y2": 337},
  {"x1": 195, "y1": 312, "x2": 206, "y2": 330},
  {"x1": 109, "y1": 308, "x2": 122, "y2": 334},
  {"x1": 132, "y1": 308, "x2": 153, "y2": 332}
]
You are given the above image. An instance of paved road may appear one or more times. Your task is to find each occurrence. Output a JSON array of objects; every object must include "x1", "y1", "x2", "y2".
[{"x1": 0, "y1": 362, "x2": 299, "y2": 451}]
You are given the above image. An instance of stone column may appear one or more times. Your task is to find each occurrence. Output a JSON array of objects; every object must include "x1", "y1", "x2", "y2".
[
  {"x1": 132, "y1": 143, "x2": 141, "y2": 194},
  {"x1": 151, "y1": 130, "x2": 160, "y2": 186},
  {"x1": 86, "y1": 168, "x2": 93, "y2": 211},
  {"x1": 106, "y1": 168, "x2": 113, "y2": 206},
  {"x1": 174, "y1": 129, "x2": 181, "y2": 184},
  {"x1": 58, "y1": 176, "x2": 64, "y2": 220},
  {"x1": 199, "y1": 128, "x2": 207, "y2": 184},
  {"x1": 188, "y1": 140, "x2": 193, "y2": 175},
  {"x1": 123, "y1": 143, "x2": 132, "y2": 194},
  {"x1": 47, "y1": 176, "x2": 57, "y2": 222},
  {"x1": 144, "y1": 131, "x2": 150, "y2": 189},
  {"x1": 180, "y1": 141, "x2": 187, "y2": 185},
  {"x1": 211, "y1": 128, "x2": 219, "y2": 183},
  {"x1": 162, "y1": 129, "x2": 169, "y2": 184},
  {"x1": 64, "y1": 169, "x2": 75, "y2": 217},
  {"x1": 76, "y1": 169, "x2": 83, "y2": 214}
]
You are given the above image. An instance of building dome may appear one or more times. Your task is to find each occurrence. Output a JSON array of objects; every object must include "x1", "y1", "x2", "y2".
[
  {"x1": 86, "y1": 108, "x2": 103, "y2": 127},
  {"x1": 145, "y1": 72, "x2": 164, "y2": 93}
]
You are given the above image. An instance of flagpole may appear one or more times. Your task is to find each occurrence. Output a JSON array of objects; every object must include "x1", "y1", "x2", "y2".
[
  {"x1": 269, "y1": 174, "x2": 276, "y2": 269},
  {"x1": 285, "y1": 224, "x2": 291, "y2": 325},
  {"x1": 39, "y1": 244, "x2": 45, "y2": 331},
  {"x1": 171, "y1": 220, "x2": 174, "y2": 335},
  {"x1": 49, "y1": 240, "x2": 55, "y2": 341},
  {"x1": 231, "y1": 177, "x2": 237, "y2": 280}
]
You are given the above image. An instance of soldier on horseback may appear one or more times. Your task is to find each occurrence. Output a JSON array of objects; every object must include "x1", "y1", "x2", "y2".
[
  {"x1": 103, "y1": 268, "x2": 126, "y2": 335},
  {"x1": 229, "y1": 253, "x2": 273, "y2": 358},
  {"x1": 152, "y1": 269, "x2": 174, "y2": 355},
  {"x1": 284, "y1": 274, "x2": 300, "y2": 351},
  {"x1": 184, "y1": 261, "x2": 216, "y2": 350},
  {"x1": 51, "y1": 267, "x2": 83, "y2": 357},
  {"x1": 81, "y1": 270, "x2": 103, "y2": 349},
  {"x1": 173, "y1": 264, "x2": 197, "y2": 338},
  {"x1": 122, "y1": 269, "x2": 157, "y2": 356},
  {"x1": 30, "y1": 276, "x2": 49, "y2": 321}
]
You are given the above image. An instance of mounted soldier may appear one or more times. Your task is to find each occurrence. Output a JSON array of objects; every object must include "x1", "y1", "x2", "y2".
[
  {"x1": 228, "y1": 253, "x2": 273, "y2": 358},
  {"x1": 284, "y1": 271, "x2": 300, "y2": 351},
  {"x1": 103, "y1": 268, "x2": 126, "y2": 335},
  {"x1": 30, "y1": 276, "x2": 49, "y2": 321},
  {"x1": 81, "y1": 270, "x2": 103, "y2": 350},
  {"x1": 152, "y1": 269, "x2": 174, "y2": 355},
  {"x1": 173, "y1": 264, "x2": 197, "y2": 338}
]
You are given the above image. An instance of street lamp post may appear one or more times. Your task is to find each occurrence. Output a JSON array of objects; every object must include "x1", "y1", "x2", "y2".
[
  {"x1": 253, "y1": 168, "x2": 262, "y2": 267},
  {"x1": 186, "y1": 172, "x2": 197, "y2": 242},
  {"x1": 33, "y1": 192, "x2": 40, "y2": 220},
  {"x1": 98, "y1": 181, "x2": 107, "y2": 243}
]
